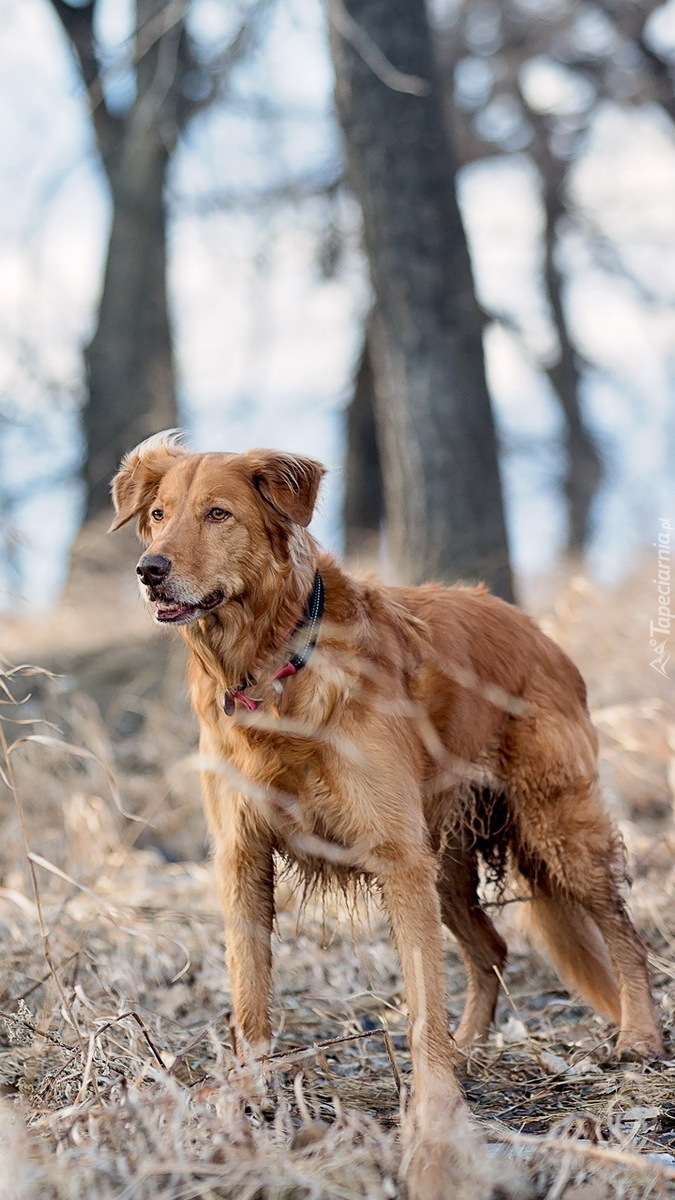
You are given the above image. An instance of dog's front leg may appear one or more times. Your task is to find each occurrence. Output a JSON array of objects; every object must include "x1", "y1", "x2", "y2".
[
  {"x1": 380, "y1": 854, "x2": 494, "y2": 1200},
  {"x1": 215, "y1": 834, "x2": 274, "y2": 1057},
  {"x1": 203, "y1": 778, "x2": 275, "y2": 1058}
]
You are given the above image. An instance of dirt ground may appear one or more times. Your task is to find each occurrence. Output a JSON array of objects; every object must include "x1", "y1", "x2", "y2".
[{"x1": 1, "y1": 564, "x2": 674, "y2": 1199}]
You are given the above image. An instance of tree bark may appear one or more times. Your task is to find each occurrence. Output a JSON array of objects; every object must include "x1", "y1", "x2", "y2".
[
  {"x1": 84, "y1": 122, "x2": 176, "y2": 518},
  {"x1": 329, "y1": 0, "x2": 514, "y2": 600}
]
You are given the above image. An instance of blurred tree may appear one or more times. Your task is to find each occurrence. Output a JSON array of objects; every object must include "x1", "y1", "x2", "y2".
[
  {"x1": 49, "y1": 0, "x2": 270, "y2": 523},
  {"x1": 340, "y1": 0, "x2": 675, "y2": 563},
  {"x1": 330, "y1": 0, "x2": 515, "y2": 601},
  {"x1": 442, "y1": 0, "x2": 674, "y2": 551},
  {"x1": 444, "y1": 0, "x2": 605, "y2": 555},
  {"x1": 343, "y1": 313, "x2": 382, "y2": 562}
]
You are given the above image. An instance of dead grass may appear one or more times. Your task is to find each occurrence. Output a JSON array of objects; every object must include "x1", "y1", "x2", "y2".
[{"x1": 1, "y1": 562, "x2": 674, "y2": 1198}]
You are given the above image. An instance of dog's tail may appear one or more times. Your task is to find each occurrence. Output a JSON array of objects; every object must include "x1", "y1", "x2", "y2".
[{"x1": 520, "y1": 889, "x2": 621, "y2": 1024}]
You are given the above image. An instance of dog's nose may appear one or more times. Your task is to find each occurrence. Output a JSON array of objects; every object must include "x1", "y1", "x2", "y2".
[{"x1": 136, "y1": 554, "x2": 171, "y2": 586}]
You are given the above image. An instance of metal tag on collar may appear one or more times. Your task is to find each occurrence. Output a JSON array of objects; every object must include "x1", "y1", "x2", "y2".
[{"x1": 223, "y1": 689, "x2": 261, "y2": 715}]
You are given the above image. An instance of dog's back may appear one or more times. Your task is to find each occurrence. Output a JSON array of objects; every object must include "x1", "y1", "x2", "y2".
[{"x1": 388, "y1": 582, "x2": 593, "y2": 796}]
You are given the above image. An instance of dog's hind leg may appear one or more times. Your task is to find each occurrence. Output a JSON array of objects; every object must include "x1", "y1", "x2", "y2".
[
  {"x1": 437, "y1": 838, "x2": 507, "y2": 1048},
  {"x1": 514, "y1": 774, "x2": 663, "y2": 1059}
]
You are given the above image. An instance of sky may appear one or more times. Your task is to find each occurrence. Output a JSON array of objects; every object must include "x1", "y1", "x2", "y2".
[{"x1": 0, "y1": 0, "x2": 674, "y2": 610}]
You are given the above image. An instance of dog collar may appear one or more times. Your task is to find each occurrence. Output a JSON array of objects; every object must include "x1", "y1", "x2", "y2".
[{"x1": 222, "y1": 571, "x2": 325, "y2": 716}]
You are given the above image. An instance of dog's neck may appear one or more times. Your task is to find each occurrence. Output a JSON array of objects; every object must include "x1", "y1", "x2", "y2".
[{"x1": 181, "y1": 530, "x2": 319, "y2": 692}]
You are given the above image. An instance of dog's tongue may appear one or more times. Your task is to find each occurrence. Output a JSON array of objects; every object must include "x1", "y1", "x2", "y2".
[{"x1": 156, "y1": 601, "x2": 195, "y2": 622}]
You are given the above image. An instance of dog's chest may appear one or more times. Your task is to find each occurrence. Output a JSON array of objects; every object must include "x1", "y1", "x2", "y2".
[
  {"x1": 273, "y1": 766, "x2": 368, "y2": 884},
  {"x1": 281, "y1": 765, "x2": 355, "y2": 853},
  {"x1": 218, "y1": 715, "x2": 359, "y2": 848}
]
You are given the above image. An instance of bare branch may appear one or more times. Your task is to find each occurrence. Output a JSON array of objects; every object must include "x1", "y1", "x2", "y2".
[
  {"x1": 577, "y1": 211, "x2": 675, "y2": 307},
  {"x1": 329, "y1": 0, "x2": 430, "y2": 96},
  {"x1": 182, "y1": 0, "x2": 281, "y2": 121},
  {"x1": 177, "y1": 165, "x2": 344, "y2": 216},
  {"x1": 47, "y1": 0, "x2": 122, "y2": 167}
]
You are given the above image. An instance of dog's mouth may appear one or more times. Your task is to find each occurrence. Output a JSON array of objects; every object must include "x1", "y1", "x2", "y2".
[{"x1": 151, "y1": 588, "x2": 225, "y2": 624}]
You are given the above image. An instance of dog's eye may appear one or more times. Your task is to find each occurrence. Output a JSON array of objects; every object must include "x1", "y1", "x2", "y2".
[
  {"x1": 208, "y1": 507, "x2": 232, "y2": 522},
  {"x1": 151, "y1": 509, "x2": 164, "y2": 521}
]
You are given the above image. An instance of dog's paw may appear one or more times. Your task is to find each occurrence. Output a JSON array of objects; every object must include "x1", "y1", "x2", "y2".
[
  {"x1": 227, "y1": 1052, "x2": 271, "y2": 1105},
  {"x1": 401, "y1": 1103, "x2": 531, "y2": 1200},
  {"x1": 404, "y1": 1136, "x2": 530, "y2": 1200},
  {"x1": 615, "y1": 1029, "x2": 665, "y2": 1062}
]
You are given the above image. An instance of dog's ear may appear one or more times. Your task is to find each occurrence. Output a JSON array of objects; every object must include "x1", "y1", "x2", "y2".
[
  {"x1": 109, "y1": 430, "x2": 189, "y2": 535},
  {"x1": 245, "y1": 450, "x2": 325, "y2": 528}
]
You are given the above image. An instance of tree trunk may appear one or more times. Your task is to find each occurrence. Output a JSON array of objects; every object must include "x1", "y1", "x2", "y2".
[
  {"x1": 83, "y1": 0, "x2": 178, "y2": 519},
  {"x1": 540, "y1": 175, "x2": 604, "y2": 553},
  {"x1": 50, "y1": 0, "x2": 179, "y2": 523},
  {"x1": 329, "y1": 0, "x2": 514, "y2": 600},
  {"x1": 84, "y1": 130, "x2": 176, "y2": 518},
  {"x1": 343, "y1": 317, "x2": 384, "y2": 560}
]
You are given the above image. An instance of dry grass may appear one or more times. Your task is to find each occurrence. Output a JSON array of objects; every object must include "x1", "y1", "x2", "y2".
[{"x1": 1, "y1": 562, "x2": 674, "y2": 1199}]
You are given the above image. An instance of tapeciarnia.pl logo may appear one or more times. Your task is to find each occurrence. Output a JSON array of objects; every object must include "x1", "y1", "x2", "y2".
[{"x1": 649, "y1": 517, "x2": 672, "y2": 679}]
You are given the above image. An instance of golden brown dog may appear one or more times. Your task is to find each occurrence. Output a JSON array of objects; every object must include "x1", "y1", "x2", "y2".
[{"x1": 111, "y1": 432, "x2": 662, "y2": 1198}]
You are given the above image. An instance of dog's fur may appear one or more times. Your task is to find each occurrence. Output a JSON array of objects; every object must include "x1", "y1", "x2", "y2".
[{"x1": 111, "y1": 433, "x2": 662, "y2": 1197}]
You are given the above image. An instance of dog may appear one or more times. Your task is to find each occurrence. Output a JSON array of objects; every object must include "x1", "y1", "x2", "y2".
[{"x1": 111, "y1": 431, "x2": 662, "y2": 1198}]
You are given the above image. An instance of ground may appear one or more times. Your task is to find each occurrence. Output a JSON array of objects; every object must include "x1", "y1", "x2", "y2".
[{"x1": 1, "y1": 563, "x2": 674, "y2": 1199}]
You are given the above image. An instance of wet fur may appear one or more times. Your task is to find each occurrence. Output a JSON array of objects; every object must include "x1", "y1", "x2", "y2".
[{"x1": 111, "y1": 435, "x2": 662, "y2": 1199}]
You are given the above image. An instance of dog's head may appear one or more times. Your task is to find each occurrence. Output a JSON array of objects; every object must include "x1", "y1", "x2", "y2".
[{"x1": 109, "y1": 431, "x2": 325, "y2": 626}]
